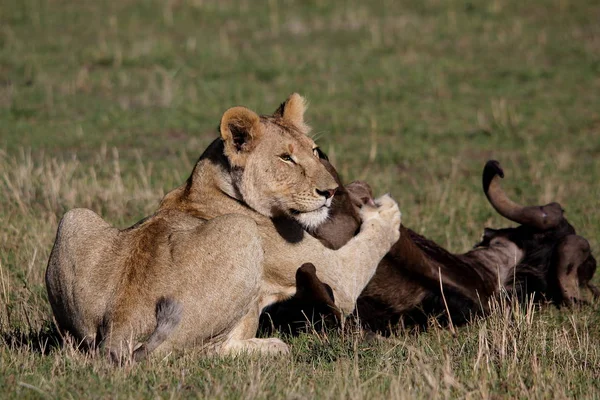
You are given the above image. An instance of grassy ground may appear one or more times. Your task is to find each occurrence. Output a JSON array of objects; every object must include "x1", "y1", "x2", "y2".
[{"x1": 1, "y1": 0, "x2": 599, "y2": 398}]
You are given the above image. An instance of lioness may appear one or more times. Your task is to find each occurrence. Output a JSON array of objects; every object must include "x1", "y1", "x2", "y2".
[{"x1": 45, "y1": 94, "x2": 401, "y2": 359}]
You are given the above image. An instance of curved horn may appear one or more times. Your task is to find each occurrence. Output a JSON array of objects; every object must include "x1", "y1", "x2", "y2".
[{"x1": 482, "y1": 160, "x2": 563, "y2": 230}]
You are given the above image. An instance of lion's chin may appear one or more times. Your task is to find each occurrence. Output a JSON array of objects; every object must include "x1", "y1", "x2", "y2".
[{"x1": 293, "y1": 206, "x2": 330, "y2": 232}]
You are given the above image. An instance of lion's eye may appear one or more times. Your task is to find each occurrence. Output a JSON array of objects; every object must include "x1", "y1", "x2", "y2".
[{"x1": 279, "y1": 154, "x2": 294, "y2": 163}]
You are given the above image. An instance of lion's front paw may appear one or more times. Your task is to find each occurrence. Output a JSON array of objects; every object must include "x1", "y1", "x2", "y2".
[
  {"x1": 360, "y1": 194, "x2": 401, "y2": 245},
  {"x1": 221, "y1": 337, "x2": 290, "y2": 357}
]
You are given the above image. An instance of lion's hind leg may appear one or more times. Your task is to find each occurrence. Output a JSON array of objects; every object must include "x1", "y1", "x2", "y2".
[{"x1": 93, "y1": 297, "x2": 183, "y2": 365}]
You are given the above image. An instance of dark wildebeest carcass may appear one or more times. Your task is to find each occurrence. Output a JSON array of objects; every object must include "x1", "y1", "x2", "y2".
[{"x1": 260, "y1": 158, "x2": 597, "y2": 334}]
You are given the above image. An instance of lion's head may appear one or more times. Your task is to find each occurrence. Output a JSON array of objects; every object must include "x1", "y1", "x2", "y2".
[{"x1": 219, "y1": 93, "x2": 339, "y2": 230}]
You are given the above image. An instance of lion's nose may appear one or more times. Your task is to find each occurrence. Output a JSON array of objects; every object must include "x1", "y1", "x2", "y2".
[{"x1": 316, "y1": 187, "x2": 338, "y2": 199}]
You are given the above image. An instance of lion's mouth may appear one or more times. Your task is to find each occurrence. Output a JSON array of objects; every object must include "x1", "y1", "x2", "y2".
[
  {"x1": 288, "y1": 191, "x2": 335, "y2": 216},
  {"x1": 290, "y1": 199, "x2": 332, "y2": 216},
  {"x1": 290, "y1": 203, "x2": 331, "y2": 231}
]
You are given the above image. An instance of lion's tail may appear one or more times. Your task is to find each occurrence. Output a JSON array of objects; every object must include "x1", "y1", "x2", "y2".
[{"x1": 132, "y1": 296, "x2": 183, "y2": 361}]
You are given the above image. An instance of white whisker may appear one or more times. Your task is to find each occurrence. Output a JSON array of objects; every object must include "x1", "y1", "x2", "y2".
[{"x1": 310, "y1": 130, "x2": 329, "y2": 142}]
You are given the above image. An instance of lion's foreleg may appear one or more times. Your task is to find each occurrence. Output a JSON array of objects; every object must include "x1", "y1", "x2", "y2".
[
  {"x1": 320, "y1": 195, "x2": 401, "y2": 314},
  {"x1": 219, "y1": 301, "x2": 289, "y2": 356}
]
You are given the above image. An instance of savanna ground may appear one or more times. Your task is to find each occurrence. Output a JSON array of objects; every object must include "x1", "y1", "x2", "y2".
[{"x1": 1, "y1": 0, "x2": 599, "y2": 398}]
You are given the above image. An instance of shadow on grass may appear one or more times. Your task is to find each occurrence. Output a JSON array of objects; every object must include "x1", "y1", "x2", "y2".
[{"x1": 1, "y1": 322, "x2": 63, "y2": 355}]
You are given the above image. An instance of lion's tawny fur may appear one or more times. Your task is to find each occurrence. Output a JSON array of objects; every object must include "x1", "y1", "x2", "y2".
[{"x1": 45, "y1": 94, "x2": 401, "y2": 359}]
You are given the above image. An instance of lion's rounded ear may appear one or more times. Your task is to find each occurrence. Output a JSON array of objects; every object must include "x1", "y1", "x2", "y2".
[
  {"x1": 273, "y1": 93, "x2": 310, "y2": 133},
  {"x1": 220, "y1": 106, "x2": 262, "y2": 166}
]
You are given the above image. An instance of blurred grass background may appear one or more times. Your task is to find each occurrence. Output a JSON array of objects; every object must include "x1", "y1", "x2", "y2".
[{"x1": 1, "y1": 0, "x2": 599, "y2": 398}]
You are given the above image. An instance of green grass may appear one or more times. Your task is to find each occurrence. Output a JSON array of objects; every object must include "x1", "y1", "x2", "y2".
[{"x1": 1, "y1": 0, "x2": 599, "y2": 398}]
